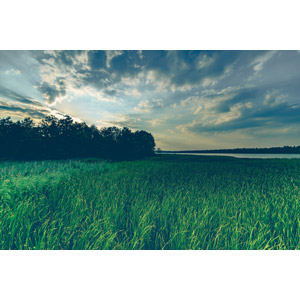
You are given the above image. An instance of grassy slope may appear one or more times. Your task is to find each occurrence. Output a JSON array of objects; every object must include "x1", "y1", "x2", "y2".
[{"x1": 1, "y1": 155, "x2": 300, "y2": 250}]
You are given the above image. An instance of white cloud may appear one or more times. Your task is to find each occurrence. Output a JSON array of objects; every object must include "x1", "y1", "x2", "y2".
[
  {"x1": 49, "y1": 109, "x2": 83, "y2": 123},
  {"x1": 46, "y1": 94, "x2": 70, "y2": 107},
  {"x1": 250, "y1": 51, "x2": 277, "y2": 72},
  {"x1": 201, "y1": 77, "x2": 218, "y2": 87},
  {"x1": 212, "y1": 103, "x2": 243, "y2": 125},
  {"x1": 70, "y1": 86, "x2": 121, "y2": 103},
  {"x1": 200, "y1": 64, "x2": 234, "y2": 88},
  {"x1": 263, "y1": 90, "x2": 287, "y2": 107},
  {"x1": 181, "y1": 93, "x2": 236, "y2": 113},
  {"x1": 134, "y1": 98, "x2": 163, "y2": 113},
  {"x1": 197, "y1": 53, "x2": 216, "y2": 70},
  {"x1": 4, "y1": 69, "x2": 21, "y2": 75},
  {"x1": 148, "y1": 118, "x2": 163, "y2": 127},
  {"x1": 96, "y1": 114, "x2": 142, "y2": 129},
  {"x1": 145, "y1": 70, "x2": 170, "y2": 92},
  {"x1": 134, "y1": 99, "x2": 153, "y2": 113},
  {"x1": 178, "y1": 91, "x2": 256, "y2": 135},
  {"x1": 105, "y1": 50, "x2": 123, "y2": 68},
  {"x1": 124, "y1": 88, "x2": 141, "y2": 96},
  {"x1": 122, "y1": 74, "x2": 142, "y2": 87}
]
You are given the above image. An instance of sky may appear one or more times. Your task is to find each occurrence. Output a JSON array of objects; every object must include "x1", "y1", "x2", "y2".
[{"x1": 0, "y1": 50, "x2": 300, "y2": 150}]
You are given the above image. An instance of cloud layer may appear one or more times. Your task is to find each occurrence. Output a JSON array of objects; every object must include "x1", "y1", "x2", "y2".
[{"x1": 1, "y1": 50, "x2": 300, "y2": 149}]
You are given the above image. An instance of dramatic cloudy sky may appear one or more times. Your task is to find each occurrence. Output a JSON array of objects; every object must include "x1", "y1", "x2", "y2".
[{"x1": 0, "y1": 50, "x2": 300, "y2": 150}]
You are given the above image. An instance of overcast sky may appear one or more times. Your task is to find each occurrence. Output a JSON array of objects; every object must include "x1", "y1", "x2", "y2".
[{"x1": 0, "y1": 50, "x2": 300, "y2": 150}]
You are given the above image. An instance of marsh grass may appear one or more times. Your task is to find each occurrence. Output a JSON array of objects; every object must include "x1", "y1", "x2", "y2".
[{"x1": 1, "y1": 155, "x2": 300, "y2": 249}]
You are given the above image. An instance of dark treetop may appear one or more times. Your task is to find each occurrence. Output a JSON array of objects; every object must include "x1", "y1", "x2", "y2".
[{"x1": 0, "y1": 116, "x2": 156, "y2": 160}]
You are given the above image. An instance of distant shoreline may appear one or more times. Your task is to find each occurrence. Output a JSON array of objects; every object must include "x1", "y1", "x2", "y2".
[{"x1": 156, "y1": 146, "x2": 300, "y2": 155}]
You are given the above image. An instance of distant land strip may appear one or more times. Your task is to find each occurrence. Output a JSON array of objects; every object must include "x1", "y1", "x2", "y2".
[{"x1": 157, "y1": 145, "x2": 300, "y2": 154}]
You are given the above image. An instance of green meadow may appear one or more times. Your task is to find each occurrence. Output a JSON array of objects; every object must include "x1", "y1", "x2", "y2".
[{"x1": 1, "y1": 155, "x2": 300, "y2": 250}]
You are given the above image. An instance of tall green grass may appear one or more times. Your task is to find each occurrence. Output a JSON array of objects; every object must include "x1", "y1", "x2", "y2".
[{"x1": 1, "y1": 155, "x2": 300, "y2": 249}]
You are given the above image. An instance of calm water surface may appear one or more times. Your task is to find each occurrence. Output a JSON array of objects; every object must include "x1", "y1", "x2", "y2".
[{"x1": 170, "y1": 153, "x2": 300, "y2": 159}]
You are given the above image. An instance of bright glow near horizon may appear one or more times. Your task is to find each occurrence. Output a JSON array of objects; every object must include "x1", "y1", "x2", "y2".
[{"x1": 0, "y1": 50, "x2": 300, "y2": 150}]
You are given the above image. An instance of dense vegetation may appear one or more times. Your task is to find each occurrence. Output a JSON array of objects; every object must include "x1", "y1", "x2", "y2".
[
  {"x1": 0, "y1": 116, "x2": 155, "y2": 160},
  {"x1": 1, "y1": 155, "x2": 300, "y2": 250}
]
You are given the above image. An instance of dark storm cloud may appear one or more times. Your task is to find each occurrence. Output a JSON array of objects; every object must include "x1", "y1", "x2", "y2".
[
  {"x1": 2, "y1": 50, "x2": 300, "y2": 149},
  {"x1": 213, "y1": 88, "x2": 260, "y2": 113},
  {"x1": 110, "y1": 51, "x2": 143, "y2": 75},
  {"x1": 169, "y1": 51, "x2": 239, "y2": 88},
  {"x1": 139, "y1": 50, "x2": 269, "y2": 91},
  {"x1": 85, "y1": 51, "x2": 145, "y2": 89},
  {"x1": 55, "y1": 51, "x2": 76, "y2": 66},
  {"x1": 33, "y1": 51, "x2": 247, "y2": 93},
  {"x1": 104, "y1": 89, "x2": 117, "y2": 96},
  {"x1": 254, "y1": 103, "x2": 300, "y2": 123},
  {"x1": 187, "y1": 99, "x2": 300, "y2": 133},
  {"x1": 33, "y1": 51, "x2": 112, "y2": 92},
  {"x1": 34, "y1": 51, "x2": 282, "y2": 105},
  {"x1": 88, "y1": 50, "x2": 107, "y2": 69},
  {"x1": 34, "y1": 51, "x2": 285, "y2": 87}
]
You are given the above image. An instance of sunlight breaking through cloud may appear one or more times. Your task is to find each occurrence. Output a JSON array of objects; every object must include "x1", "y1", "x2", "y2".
[{"x1": 1, "y1": 50, "x2": 300, "y2": 150}]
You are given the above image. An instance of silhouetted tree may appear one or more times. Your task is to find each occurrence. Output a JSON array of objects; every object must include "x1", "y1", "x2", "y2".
[
  {"x1": 133, "y1": 130, "x2": 156, "y2": 158},
  {"x1": 0, "y1": 117, "x2": 14, "y2": 158},
  {"x1": 0, "y1": 115, "x2": 156, "y2": 160}
]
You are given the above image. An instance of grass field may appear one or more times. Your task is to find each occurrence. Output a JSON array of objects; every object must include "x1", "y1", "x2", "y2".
[{"x1": 1, "y1": 155, "x2": 300, "y2": 250}]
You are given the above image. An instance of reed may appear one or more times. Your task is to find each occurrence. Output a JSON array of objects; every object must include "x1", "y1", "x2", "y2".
[{"x1": 1, "y1": 155, "x2": 300, "y2": 249}]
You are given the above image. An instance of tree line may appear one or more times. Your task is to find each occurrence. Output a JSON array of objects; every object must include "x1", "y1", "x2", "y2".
[
  {"x1": 0, "y1": 115, "x2": 156, "y2": 160},
  {"x1": 158, "y1": 146, "x2": 300, "y2": 154}
]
